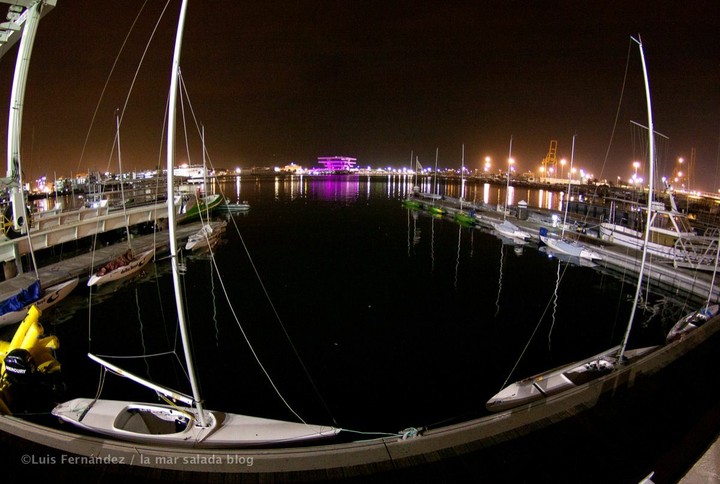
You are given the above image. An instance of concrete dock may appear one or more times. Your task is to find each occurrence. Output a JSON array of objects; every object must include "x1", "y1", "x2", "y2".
[
  {"x1": 0, "y1": 303, "x2": 719, "y2": 481},
  {"x1": 420, "y1": 195, "x2": 719, "y2": 304},
  {"x1": 0, "y1": 221, "x2": 211, "y2": 301}
]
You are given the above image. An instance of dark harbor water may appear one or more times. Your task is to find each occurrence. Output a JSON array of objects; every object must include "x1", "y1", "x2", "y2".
[{"x1": 7, "y1": 175, "x2": 715, "y2": 481}]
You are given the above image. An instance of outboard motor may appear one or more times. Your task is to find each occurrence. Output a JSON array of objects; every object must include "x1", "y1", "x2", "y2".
[{"x1": 4, "y1": 349, "x2": 37, "y2": 385}]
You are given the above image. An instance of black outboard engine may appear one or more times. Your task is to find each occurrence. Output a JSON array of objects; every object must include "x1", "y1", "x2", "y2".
[{"x1": 3, "y1": 349, "x2": 37, "y2": 385}]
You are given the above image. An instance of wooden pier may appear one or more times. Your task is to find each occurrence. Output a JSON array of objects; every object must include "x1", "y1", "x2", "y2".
[{"x1": 0, "y1": 221, "x2": 212, "y2": 302}]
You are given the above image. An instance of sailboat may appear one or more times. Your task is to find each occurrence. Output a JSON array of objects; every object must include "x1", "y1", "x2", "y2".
[
  {"x1": 492, "y1": 220, "x2": 532, "y2": 242},
  {"x1": 455, "y1": 144, "x2": 476, "y2": 226},
  {"x1": 87, "y1": 113, "x2": 154, "y2": 287},
  {"x1": 666, "y1": 231, "x2": 720, "y2": 342},
  {"x1": 52, "y1": 1, "x2": 339, "y2": 447},
  {"x1": 486, "y1": 36, "x2": 660, "y2": 413},
  {"x1": 426, "y1": 148, "x2": 446, "y2": 215},
  {"x1": 184, "y1": 125, "x2": 225, "y2": 252},
  {"x1": 0, "y1": 278, "x2": 78, "y2": 328},
  {"x1": 665, "y1": 304, "x2": 719, "y2": 343},
  {"x1": 176, "y1": 187, "x2": 223, "y2": 222},
  {"x1": 402, "y1": 154, "x2": 424, "y2": 210},
  {"x1": 173, "y1": 126, "x2": 223, "y2": 223},
  {"x1": 490, "y1": 137, "x2": 530, "y2": 241},
  {"x1": 538, "y1": 135, "x2": 601, "y2": 261},
  {"x1": 185, "y1": 220, "x2": 226, "y2": 251},
  {"x1": 599, "y1": 187, "x2": 718, "y2": 271}
]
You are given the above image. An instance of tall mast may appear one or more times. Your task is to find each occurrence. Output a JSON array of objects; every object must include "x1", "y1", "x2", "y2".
[
  {"x1": 619, "y1": 35, "x2": 655, "y2": 361},
  {"x1": 560, "y1": 134, "x2": 576, "y2": 239},
  {"x1": 116, "y1": 111, "x2": 132, "y2": 251},
  {"x1": 433, "y1": 148, "x2": 439, "y2": 197},
  {"x1": 460, "y1": 144, "x2": 465, "y2": 210},
  {"x1": 201, "y1": 124, "x2": 209, "y2": 220},
  {"x1": 166, "y1": 0, "x2": 207, "y2": 426},
  {"x1": 409, "y1": 150, "x2": 413, "y2": 194},
  {"x1": 504, "y1": 136, "x2": 513, "y2": 221}
]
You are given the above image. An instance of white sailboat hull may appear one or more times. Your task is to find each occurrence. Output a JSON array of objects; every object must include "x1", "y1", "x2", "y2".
[
  {"x1": 491, "y1": 220, "x2": 531, "y2": 242},
  {"x1": 486, "y1": 345, "x2": 658, "y2": 412},
  {"x1": 185, "y1": 222, "x2": 225, "y2": 251},
  {"x1": 52, "y1": 398, "x2": 339, "y2": 448},
  {"x1": 0, "y1": 278, "x2": 79, "y2": 328},
  {"x1": 87, "y1": 249, "x2": 154, "y2": 287},
  {"x1": 666, "y1": 304, "x2": 719, "y2": 343},
  {"x1": 541, "y1": 234, "x2": 602, "y2": 261}
]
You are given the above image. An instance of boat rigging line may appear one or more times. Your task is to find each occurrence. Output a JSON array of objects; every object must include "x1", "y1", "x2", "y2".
[
  {"x1": 497, "y1": 260, "x2": 572, "y2": 391},
  {"x1": 548, "y1": 259, "x2": 561, "y2": 351},
  {"x1": 75, "y1": 0, "x2": 170, "y2": 175},
  {"x1": 171, "y1": 76, "x2": 339, "y2": 427}
]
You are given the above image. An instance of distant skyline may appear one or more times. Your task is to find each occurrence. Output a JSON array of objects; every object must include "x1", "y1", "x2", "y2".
[{"x1": 0, "y1": 1, "x2": 718, "y2": 190}]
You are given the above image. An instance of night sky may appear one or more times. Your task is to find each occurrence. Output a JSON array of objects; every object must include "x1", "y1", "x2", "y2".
[{"x1": 0, "y1": 1, "x2": 718, "y2": 190}]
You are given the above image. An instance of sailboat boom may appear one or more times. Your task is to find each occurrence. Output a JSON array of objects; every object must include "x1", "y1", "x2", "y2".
[{"x1": 88, "y1": 354, "x2": 194, "y2": 406}]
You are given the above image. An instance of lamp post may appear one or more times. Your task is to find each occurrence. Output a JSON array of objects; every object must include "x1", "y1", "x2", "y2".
[
  {"x1": 560, "y1": 158, "x2": 566, "y2": 179},
  {"x1": 677, "y1": 157, "x2": 685, "y2": 190}
]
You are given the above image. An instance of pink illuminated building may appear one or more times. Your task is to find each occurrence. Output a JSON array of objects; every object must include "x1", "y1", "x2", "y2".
[{"x1": 317, "y1": 156, "x2": 357, "y2": 172}]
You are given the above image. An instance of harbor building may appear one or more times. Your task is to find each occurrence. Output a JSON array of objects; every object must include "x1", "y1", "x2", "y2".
[{"x1": 317, "y1": 156, "x2": 357, "y2": 172}]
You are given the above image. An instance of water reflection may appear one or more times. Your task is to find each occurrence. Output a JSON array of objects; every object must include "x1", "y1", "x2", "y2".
[
  {"x1": 495, "y1": 242, "x2": 505, "y2": 318},
  {"x1": 454, "y1": 225, "x2": 462, "y2": 289},
  {"x1": 33, "y1": 174, "x2": 570, "y2": 214}
]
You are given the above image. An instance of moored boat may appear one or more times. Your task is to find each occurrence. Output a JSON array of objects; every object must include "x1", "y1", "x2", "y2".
[
  {"x1": 540, "y1": 230, "x2": 602, "y2": 261},
  {"x1": 53, "y1": 394, "x2": 338, "y2": 448},
  {"x1": 185, "y1": 222, "x2": 226, "y2": 251},
  {"x1": 402, "y1": 198, "x2": 422, "y2": 209},
  {"x1": 492, "y1": 220, "x2": 531, "y2": 241},
  {"x1": 599, "y1": 198, "x2": 718, "y2": 271},
  {"x1": 0, "y1": 278, "x2": 79, "y2": 328},
  {"x1": 215, "y1": 199, "x2": 250, "y2": 212},
  {"x1": 87, "y1": 249, "x2": 154, "y2": 287},
  {"x1": 455, "y1": 210, "x2": 475, "y2": 226},
  {"x1": 428, "y1": 205, "x2": 446, "y2": 215},
  {"x1": 178, "y1": 192, "x2": 223, "y2": 222},
  {"x1": 666, "y1": 304, "x2": 719, "y2": 343},
  {"x1": 486, "y1": 345, "x2": 659, "y2": 412}
]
